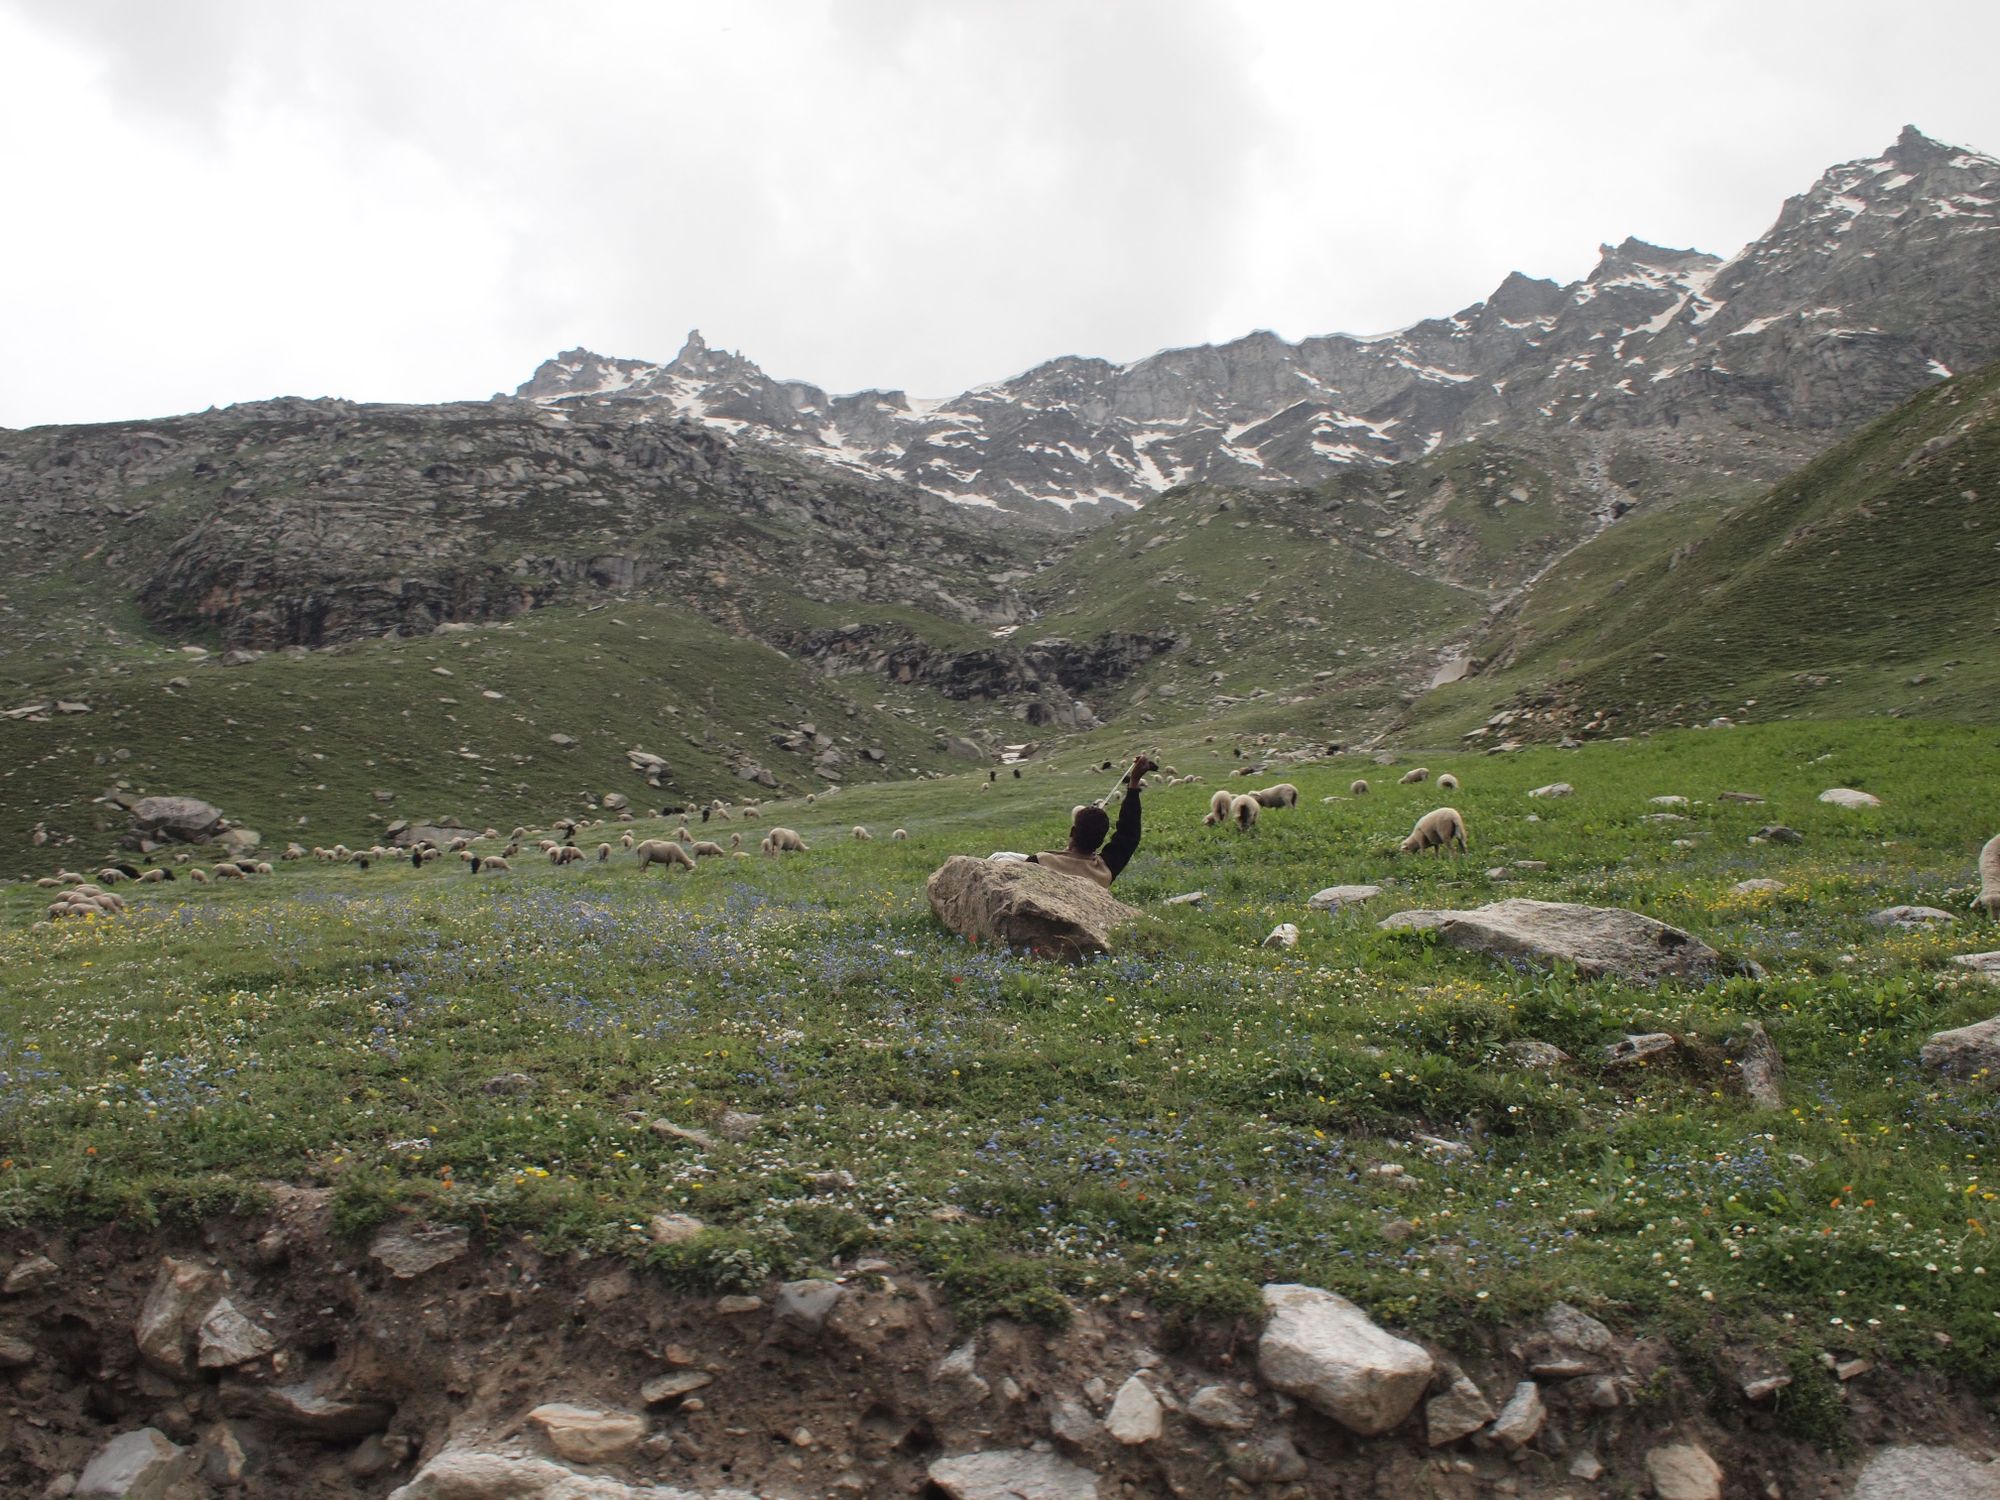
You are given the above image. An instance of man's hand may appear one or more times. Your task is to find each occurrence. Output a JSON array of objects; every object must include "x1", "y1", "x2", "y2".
[{"x1": 1128, "y1": 752, "x2": 1159, "y2": 785}]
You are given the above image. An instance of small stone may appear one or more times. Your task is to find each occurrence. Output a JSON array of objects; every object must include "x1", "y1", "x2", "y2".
[
  {"x1": 772, "y1": 1279, "x2": 846, "y2": 1342},
  {"x1": 641, "y1": 1370, "x2": 714, "y2": 1405},
  {"x1": 527, "y1": 1403, "x2": 648, "y2": 1465},
  {"x1": 1049, "y1": 1397, "x2": 1097, "y2": 1447},
  {"x1": 1380, "y1": 1219, "x2": 1416, "y2": 1244},
  {"x1": 135, "y1": 1257, "x2": 217, "y2": 1374},
  {"x1": 648, "y1": 1212, "x2": 706, "y2": 1245},
  {"x1": 480, "y1": 1072, "x2": 534, "y2": 1095},
  {"x1": 1755, "y1": 825, "x2": 1804, "y2": 844},
  {"x1": 716, "y1": 1294, "x2": 763, "y2": 1315},
  {"x1": 1646, "y1": 1441, "x2": 1724, "y2": 1500},
  {"x1": 196, "y1": 1298, "x2": 276, "y2": 1368},
  {"x1": 1263, "y1": 922, "x2": 1300, "y2": 949},
  {"x1": 650, "y1": 1119, "x2": 718, "y2": 1149},
  {"x1": 1307, "y1": 884, "x2": 1381, "y2": 912},
  {"x1": 1868, "y1": 906, "x2": 1956, "y2": 928},
  {"x1": 1426, "y1": 1374, "x2": 1495, "y2": 1446},
  {"x1": 75, "y1": 1428, "x2": 190, "y2": 1500},
  {"x1": 4, "y1": 1253, "x2": 61, "y2": 1294},
  {"x1": 1732, "y1": 879, "x2": 1785, "y2": 894},
  {"x1": 1569, "y1": 1451, "x2": 1606, "y2": 1481},
  {"x1": 1505, "y1": 1040, "x2": 1571, "y2": 1069},
  {"x1": 1605, "y1": 1032, "x2": 1677, "y2": 1066},
  {"x1": 928, "y1": 1449, "x2": 1100, "y2": 1500},
  {"x1": 344, "y1": 1433, "x2": 394, "y2": 1480},
  {"x1": 1223, "y1": 1432, "x2": 1308, "y2": 1484},
  {"x1": 1835, "y1": 1357, "x2": 1873, "y2": 1381},
  {"x1": 1527, "y1": 782, "x2": 1573, "y2": 798},
  {"x1": 370, "y1": 1221, "x2": 469, "y2": 1279},
  {"x1": 717, "y1": 1110, "x2": 762, "y2": 1140},
  {"x1": 1488, "y1": 1382, "x2": 1545, "y2": 1450},
  {"x1": 1258, "y1": 1282, "x2": 1433, "y2": 1436},
  {"x1": 1819, "y1": 787, "x2": 1881, "y2": 809},
  {"x1": 1742, "y1": 1373, "x2": 1791, "y2": 1402},
  {"x1": 1104, "y1": 1376, "x2": 1162, "y2": 1445},
  {"x1": 1163, "y1": 890, "x2": 1207, "y2": 906},
  {"x1": 1184, "y1": 1384, "x2": 1257, "y2": 1431},
  {"x1": 0, "y1": 1331, "x2": 35, "y2": 1367},
  {"x1": 201, "y1": 1422, "x2": 253, "y2": 1486},
  {"x1": 933, "y1": 1341, "x2": 991, "y2": 1408}
]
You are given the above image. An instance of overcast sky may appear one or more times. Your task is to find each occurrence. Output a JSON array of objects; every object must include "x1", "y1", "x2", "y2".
[{"x1": 5, "y1": 1, "x2": 1999, "y2": 429}]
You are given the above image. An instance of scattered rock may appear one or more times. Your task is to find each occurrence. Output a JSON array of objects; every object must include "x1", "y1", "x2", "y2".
[
  {"x1": 771, "y1": 1279, "x2": 846, "y2": 1344},
  {"x1": 1754, "y1": 824, "x2": 1804, "y2": 844},
  {"x1": 386, "y1": 1449, "x2": 695, "y2": 1500},
  {"x1": 221, "y1": 1378, "x2": 394, "y2": 1439},
  {"x1": 1488, "y1": 1381, "x2": 1545, "y2": 1450},
  {"x1": 1727, "y1": 1020, "x2": 1785, "y2": 1109},
  {"x1": 4, "y1": 1252, "x2": 61, "y2": 1294},
  {"x1": 481, "y1": 1072, "x2": 534, "y2": 1095},
  {"x1": 1485, "y1": 866, "x2": 1514, "y2": 881},
  {"x1": 1184, "y1": 1384, "x2": 1257, "y2": 1432},
  {"x1": 1257, "y1": 1282, "x2": 1433, "y2": 1436},
  {"x1": 1570, "y1": 1451, "x2": 1606, "y2": 1481},
  {"x1": 1103, "y1": 1375, "x2": 1162, "y2": 1444},
  {"x1": 1920, "y1": 1018, "x2": 2000, "y2": 1081},
  {"x1": 1869, "y1": 905, "x2": 1957, "y2": 928},
  {"x1": 648, "y1": 1213, "x2": 706, "y2": 1245},
  {"x1": 1379, "y1": 899, "x2": 1739, "y2": 984},
  {"x1": 1605, "y1": 1032, "x2": 1678, "y2": 1066},
  {"x1": 1953, "y1": 952, "x2": 2000, "y2": 983},
  {"x1": 370, "y1": 1221, "x2": 470, "y2": 1279},
  {"x1": 1851, "y1": 1445, "x2": 2000, "y2": 1500},
  {"x1": 1742, "y1": 1373, "x2": 1792, "y2": 1402},
  {"x1": 927, "y1": 1448, "x2": 1100, "y2": 1500},
  {"x1": 1527, "y1": 782, "x2": 1573, "y2": 798},
  {"x1": 75, "y1": 1428, "x2": 191, "y2": 1500},
  {"x1": 926, "y1": 855, "x2": 1145, "y2": 961},
  {"x1": 1425, "y1": 1373, "x2": 1495, "y2": 1446},
  {"x1": 640, "y1": 1370, "x2": 714, "y2": 1406},
  {"x1": 649, "y1": 1119, "x2": 718, "y2": 1149},
  {"x1": 1223, "y1": 1432, "x2": 1308, "y2": 1484},
  {"x1": 715, "y1": 1294, "x2": 763, "y2": 1315},
  {"x1": 1732, "y1": 879, "x2": 1786, "y2": 894},
  {"x1": 716, "y1": 1110, "x2": 762, "y2": 1141},
  {"x1": 1308, "y1": 884, "x2": 1381, "y2": 911},
  {"x1": 121, "y1": 795, "x2": 226, "y2": 845},
  {"x1": 1263, "y1": 922, "x2": 1300, "y2": 949},
  {"x1": 1649, "y1": 795, "x2": 1689, "y2": 807},
  {"x1": 1718, "y1": 791, "x2": 1765, "y2": 803},
  {"x1": 134, "y1": 1257, "x2": 217, "y2": 1374},
  {"x1": 1820, "y1": 788, "x2": 1883, "y2": 809},
  {"x1": 0, "y1": 1331, "x2": 35, "y2": 1367},
  {"x1": 196, "y1": 1298, "x2": 276, "y2": 1369},
  {"x1": 1163, "y1": 890, "x2": 1206, "y2": 906},
  {"x1": 1504, "y1": 1040, "x2": 1571, "y2": 1069},
  {"x1": 1646, "y1": 1440, "x2": 1725, "y2": 1500},
  {"x1": 526, "y1": 1403, "x2": 648, "y2": 1465}
]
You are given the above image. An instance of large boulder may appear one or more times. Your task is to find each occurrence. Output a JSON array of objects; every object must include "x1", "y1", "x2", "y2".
[
  {"x1": 926, "y1": 856, "x2": 1143, "y2": 960},
  {"x1": 123, "y1": 795, "x2": 226, "y2": 844},
  {"x1": 1378, "y1": 899, "x2": 1739, "y2": 984},
  {"x1": 1256, "y1": 1283, "x2": 1433, "y2": 1435},
  {"x1": 1920, "y1": 1017, "x2": 2000, "y2": 1081}
]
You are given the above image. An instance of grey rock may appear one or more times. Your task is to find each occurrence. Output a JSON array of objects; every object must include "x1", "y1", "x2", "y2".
[
  {"x1": 715, "y1": 1294, "x2": 763, "y2": 1315},
  {"x1": 1852, "y1": 1446, "x2": 2000, "y2": 1500},
  {"x1": 1869, "y1": 905, "x2": 1956, "y2": 927},
  {"x1": 1646, "y1": 1441, "x2": 1724, "y2": 1500},
  {"x1": 771, "y1": 1278, "x2": 846, "y2": 1342},
  {"x1": 526, "y1": 1403, "x2": 648, "y2": 1464},
  {"x1": 932, "y1": 1341, "x2": 991, "y2": 1408},
  {"x1": 928, "y1": 1448, "x2": 1100, "y2": 1500},
  {"x1": 1162, "y1": 890, "x2": 1206, "y2": 906},
  {"x1": 4, "y1": 1253, "x2": 60, "y2": 1294},
  {"x1": 1756, "y1": 824, "x2": 1805, "y2": 844},
  {"x1": 1504, "y1": 1040, "x2": 1571, "y2": 1069},
  {"x1": 1103, "y1": 1375, "x2": 1162, "y2": 1444},
  {"x1": 121, "y1": 796, "x2": 226, "y2": 845},
  {"x1": 134, "y1": 1257, "x2": 216, "y2": 1374},
  {"x1": 1223, "y1": 1432, "x2": 1308, "y2": 1484},
  {"x1": 1921, "y1": 1018, "x2": 2000, "y2": 1081},
  {"x1": 1488, "y1": 1381, "x2": 1545, "y2": 1450},
  {"x1": 222, "y1": 1378, "x2": 394, "y2": 1439},
  {"x1": 1425, "y1": 1373, "x2": 1495, "y2": 1446},
  {"x1": 1820, "y1": 787, "x2": 1882, "y2": 808},
  {"x1": 1048, "y1": 1397, "x2": 1097, "y2": 1447},
  {"x1": 1262, "y1": 922, "x2": 1300, "y2": 949},
  {"x1": 75, "y1": 1429, "x2": 191, "y2": 1500},
  {"x1": 1308, "y1": 883, "x2": 1381, "y2": 911},
  {"x1": 641, "y1": 1370, "x2": 714, "y2": 1405},
  {"x1": 196, "y1": 1297, "x2": 276, "y2": 1368},
  {"x1": 1718, "y1": 791, "x2": 1765, "y2": 803},
  {"x1": 387, "y1": 1448, "x2": 727, "y2": 1500},
  {"x1": 0, "y1": 1330, "x2": 35, "y2": 1367},
  {"x1": 649, "y1": 1212, "x2": 706, "y2": 1244},
  {"x1": 1527, "y1": 782, "x2": 1573, "y2": 798},
  {"x1": 1257, "y1": 1282, "x2": 1433, "y2": 1435},
  {"x1": 1727, "y1": 1020, "x2": 1785, "y2": 1109},
  {"x1": 1732, "y1": 879, "x2": 1786, "y2": 893},
  {"x1": 650, "y1": 1118, "x2": 718, "y2": 1149},
  {"x1": 926, "y1": 855, "x2": 1144, "y2": 961},
  {"x1": 1605, "y1": 1032, "x2": 1678, "y2": 1065},
  {"x1": 370, "y1": 1221, "x2": 470, "y2": 1279},
  {"x1": 1380, "y1": 898, "x2": 1736, "y2": 983},
  {"x1": 1954, "y1": 952, "x2": 2000, "y2": 982},
  {"x1": 1184, "y1": 1384, "x2": 1257, "y2": 1431},
  {"x1": 1542, "y1": 1302, "x2": 1615, "y2": 1355},
  {"x1": 716, "y1": 1110, "x2": 762, "y2": 1140}
]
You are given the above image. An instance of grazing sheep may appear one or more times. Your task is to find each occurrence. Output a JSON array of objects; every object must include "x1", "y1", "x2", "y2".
[
  {"x1": 537, "y1": 839, "x2": 559, "y2": 853},
  {"x1": 480, "y1": 856, "x2": 512, "y2": 873},
  {"x1": 708, "y1": 800, "x2": 733, "y2": 821},
  {"x1": 502, "y1": 842, "x2": 521, "y2": 858},
  {"x1": 1399, "y1": 767, "x2": 1430, "y2": 786},
  {"x1": 597, "y1": 843, "x2": 612, "y2": 862},
  {"x1": 1975, "y1": 832, "x2": 2000, "y2": 915},
  {"x1": 674, "y1": 825, "x2": 693, "y2": 844},
  {"x1": 1350, "y1": 779, "x2": 1371, "y2": 795},
  {"x1": 213, "y1": 864, "x2": 246, "y2": 881},
  {"x1": 853, "y1": 826, "x2": 873, "y2": 842},
  {"x1": 556, "y1": 845, "x2": 586, "y2": 865},
  {"x1": 620, "y1": 832, "x2": 634, "y2": 849},
  {"x1": 1252, "y1": 783, "x2": 1300, "y2": 809},
  {"x1": 1400, "y1": 806, "x2": 1469, "y2": 855},
  {"x1": 254, "y1": 862, "x2": 273, "y2": 876},
  {"x1": 1231, "y1": 794, "x2": 1261, "y2": 831},
  {"x1": 1437, "y1": 773, "x2": 1459, "y2": 791},
  {"x1": 95, "y1": 868, "x2": 127, "y2": 884},
  {"x1": 189, "y1": 868, "x2": 210, "y2": 884},
  {"x1": 740, "y1": 807, "x2": 761, "y2": 823},
  {"x1": 139, "y1": 867, "x2": 172, "y2": 883},
  {"x1": 805, "y1": 793, "x2": 817, "y2": 806},
  {"x1": 282, "y1": 844, "x2": 305, "y2": 860},
  {"x1": 892, "y1": 828, "x2": 908, "y2": 841},
  {"x1": 512, "y1": 827, "x2": 528, "y2": 840},
  {"x1": 690, "y1": 840, "x2": 728, "y2": 859},
  {"x1": 762, "y1": 827, "x2": 809, "y2": 854},
  {"x1": 1203, "y1": 788, "x2": 1235, "y2": 827},
  {"x1": 634, "y1": 839, "x2": 696, "y2": 872}
]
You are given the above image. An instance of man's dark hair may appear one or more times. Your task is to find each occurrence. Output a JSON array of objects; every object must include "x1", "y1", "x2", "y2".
[{"x1": 1070, "y1": 805, "x2": 1111, "y2": 854}]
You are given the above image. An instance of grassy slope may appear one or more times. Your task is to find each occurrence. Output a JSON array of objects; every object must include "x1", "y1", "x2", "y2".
[
  {"x1": 1407, "y1": 360, "x2": 2000, "y2": 740},
  {"x1": 7, "y1": 720, "x2": 2000, "y2": 1401}
]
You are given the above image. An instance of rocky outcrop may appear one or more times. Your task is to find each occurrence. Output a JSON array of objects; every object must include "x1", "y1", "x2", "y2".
[
  {"x1": 1378, "y1": 899, "x2": 1741, "y2": 983},
  {"x1": 926, "y1": 856, "x2": 1144, "y2": 960},
  {"x1": 116, "y1": 794, "x2": 227, "y2": 847}
]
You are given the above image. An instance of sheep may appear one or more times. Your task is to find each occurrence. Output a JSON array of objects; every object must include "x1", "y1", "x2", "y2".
[
  {"x1": 708, "y1": 800, "x2": 733, "y2": 822},
  {"x1": 95, "y1": 868, "x2": 127, "y2": 884},
  {"x1": 537, "y1": 839, "x2": 559, "y2": 854},
  {"x1": 1252, "y1": 783, "x2": 1300, "y2": 809},
  {"x1": 512, "y1": 827, "x2": 528, "y2": 840},
  {"x1": 690, "y1": 840, "x2": 728, "y2": 859},
  {"x1": 805, "y1": 793, "x2": 817, "y2": 806},
  {"x1": 1975, "y1": 832, "x2": 2000, "y2": 915},
  {"x1": 139, "y1": 867, "x2": 173, "y2": 883},
  {"x1": 674, "y1": 825, "x2": 693, "y2": 844},
  {"x1": 1231, "y1": 794, "x2": 1261, "y2": 831},
  {"x1": 1203, "y1": 788, "x2": 1235, "y2": 827},
  {"x1": 892, "y1": 828, "x2": 908, "y2": 841},
  {"x1": 1400, "y1": 806, "x2": 1469, "y2": 855},
  {"x1": 740, "y1": 807, "x2": 761, "y2": 823},
  {"x1": 480, "y1": 856, "x2": 512, "y2": 873},
  {"x1": 1399, "y1": 768, "x2": 1430, "y2": 785},
  {"x1": 762, "y1": 827, "x2": 809, "y2": 854},
  {"x1": 597, "y1": 843, "x2": 612, "y2": 863},
  {"x1": 189, "y1": 868, "x2": 210, "y2": 884},
  {"x1": 213, "y1": 864, "x2": 246, "y2": 881},
  {"x1": 254, "y1": 862, "x2": 273, "y2": 876},
  {"x1": 853, "y1": 826, "x2": 873, "y2": 842},
  {"x1": 555, "y1": 845, "x2": 586, "y2": 866},
  {"x1": 620, "y1": 832, "x2": 634, "y2": 850},
  {"x1": 502, "y1": 842, "x2": 521, "y2": 858},
  {"x1": 55, "y1": 870, "x2": 84, "y2": 885},
  {"x1": 1350, "y1": 779, "x2": 1371, "y2": 795},
  {"x1": 282, "y1": 844, "x2": 305, "y2": 861},
  {"x1": 634, "y1": 839, "x2": 696, "y2": 872},
  {"x1": 1437, "y1": 773, "x2": 1459, "y2": 791}
]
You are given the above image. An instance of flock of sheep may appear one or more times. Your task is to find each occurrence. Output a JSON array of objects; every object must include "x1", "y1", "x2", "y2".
[{"x1": 1201, "y1": 766, "x2": 1470, "y2": 856}]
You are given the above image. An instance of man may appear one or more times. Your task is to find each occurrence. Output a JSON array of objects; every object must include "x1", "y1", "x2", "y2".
[{"x1": 1028, "y1": 753, "x2": 1156, "y2": 888}]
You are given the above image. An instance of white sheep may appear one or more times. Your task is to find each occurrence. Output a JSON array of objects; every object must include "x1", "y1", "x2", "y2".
[
  {"x1": 1350, "y1": 779, "x2": 1370, "y2": 795},
  {"x1": 708, "y1": 800, "x2": 733, "y2": 821},
  {"x1": 1436, "y1": 773, "x2": 1459, "y2": 791},
  {"x1": 892, "y1": 828, "x2": 908, "y2": 841},
  {"x1": 139, "y1": 868, "x2": 172, "y2": 883},
  {"x1": 479, "y1": 856, "x2": 513, "y2": 873},
  {"x1": 95, "y1": 868, "x2": 127, "y2": 884},
  {"x1": 1401, "y1": 806, "x2": 1469, "y2": 855},
  {"x1": 254, "y1": 862, "x2": 273, "y2": 876},
  {"x1": 634, "y1": 839, "x2": 696, "y2": 872},
  {"x1": 762, "y1": 827, "x2": 809, "y2": 854},
  {"x1": 1203, "y1": 788, "x2": 1235, "y2": 827},
  {"x1": 620, "y1": 832, "x2": 634, "y2": 849},
  {"x1": 690, "y1": 840, "x2": 728, "y2": 859},
  {"x1": 853, "y1": 826, "x2": 873, "y2": 842},
  {"x1": 1231, "y1": 794, "x2": 1261, "y2": 831},
  {"x1": 552, "y1": 845, "x2": 585, "y2": 865},
  {"x1": 213, "y1": 864, "x2": 245, "y2": 881},
  {"x1": 189, "y1": 868, "x2": 210, "y2": 885},
  {"x1": 597, "y1": 842, "x2": 612, "y2": 863},
  {"x1": 805, "y1": 793, "x2": 817, "y2": 806},
  {"x1": 730, "y1": 832, "x2": 744, "y2": 850},
  {"x1": 1975, "y1": 832, "x2": 2000, "y2": 916},
  {"x1": 1252, "y1": 783, "x2": 1299, "y2": 809},
  {"x1": 1399, "y1": 767, "x2": 1430, "y2": 785},
  {"x1": 740, "y1": 807, "x2": 761, "y2": 823},
  {"x1": 674, "y1": 825, "x2": 693, "y2": 844}
]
